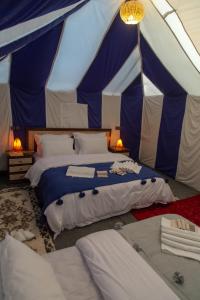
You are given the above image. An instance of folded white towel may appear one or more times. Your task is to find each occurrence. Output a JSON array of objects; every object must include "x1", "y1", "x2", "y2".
[
  {"x1": 162, "y1": 232, "x2": 200, "y2": 248},
  {"x1": 161, "y1": 217, "x2": 200, "y2": 261},
  {"x1": 66, "y1": 166, "x2": 95, "y2": 178}
]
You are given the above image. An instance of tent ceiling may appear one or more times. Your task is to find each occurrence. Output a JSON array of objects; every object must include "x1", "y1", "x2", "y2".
[{"x1": 167, "y1": 0, "x2": 200, "y2": 53}]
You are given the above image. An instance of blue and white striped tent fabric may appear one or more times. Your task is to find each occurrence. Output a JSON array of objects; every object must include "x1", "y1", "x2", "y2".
[{"x1": 0, "y1": 0, "x2": 200, "y2": 190}]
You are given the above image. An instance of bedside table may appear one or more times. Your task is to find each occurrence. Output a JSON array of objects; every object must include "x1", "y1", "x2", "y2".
[
  {"x1": 109, "y1": 147, "x2": 130, "y2": 157},
  {"x1": 7, "y1": 151, "x2": 34, "y2": 181}
]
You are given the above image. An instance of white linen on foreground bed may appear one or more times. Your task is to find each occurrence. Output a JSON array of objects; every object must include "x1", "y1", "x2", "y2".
[
  {"x1": 46, "y1": 177, "x2": 174, "y2": 234},
  {"x1": 26, "y1": 153, "x2": 129, "y2": 187},
  {"x1": 76, "y1": 230, "x2": 179, "y2": 300},
  {"x1": 44, "y1": 247, "x2": 102, "y2": 300}
]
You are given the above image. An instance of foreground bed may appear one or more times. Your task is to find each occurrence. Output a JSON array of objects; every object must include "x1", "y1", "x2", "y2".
[
  {"x1": 26, "y1": 152, "x2": 174, "y2": 235},
  {"x1": 2, "y1": 215, "x2": 198, "y2": 300}
]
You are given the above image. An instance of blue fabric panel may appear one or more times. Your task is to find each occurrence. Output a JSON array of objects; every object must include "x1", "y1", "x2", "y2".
[
  {"x1": 37, "y1": 161, "x2": 163, "y2": 211},
  {"x1": 10, "y1": 23, "x2": 63, "y2": 147},
  {"x1": 0, "y1": 0, "x2": 88, "y2": 30},
  {"x1": 141, "y1": 35, "x2": 185, "y2": 96},
  {"x1": 140, "y1": 35, "x2": 187, "y2": 177},
  {"x1": 121, "y1": 74, "x2": 143, "y2": 160},
  {"x1": 155, "y1": 96, "x2": 186, "y2": 177},
  {"x1": 77, "y1": 14, "x2": 138, "y2": 128},
  {"x1": 78, "y1": 91, "x2": 101, "y2": 128},
  {"x1": 0, "y1": 0, "x2": 89, "y2": 57}
]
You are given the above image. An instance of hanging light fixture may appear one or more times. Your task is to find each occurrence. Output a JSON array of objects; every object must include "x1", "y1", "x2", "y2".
[{"x1": 120, "y1": 0, "x2": 145, "y2": 25}]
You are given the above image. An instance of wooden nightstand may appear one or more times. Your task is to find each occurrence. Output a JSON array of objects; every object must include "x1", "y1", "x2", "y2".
[
  {"x1": 7, "y1": 151, "x2": 34, "y2": 181},
  {"x1": 109, "y1": 146, "x2": 130, "y2": 157}
]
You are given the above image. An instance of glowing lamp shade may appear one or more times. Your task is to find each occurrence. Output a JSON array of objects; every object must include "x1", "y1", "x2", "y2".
[
  {"x1": 13, "y1": 138, "x2": 23, "y2": 151},
  {"x1": 120, "y1": 0, "x2": 145, "y2": 25},
  {"x1": 116, "y1": 138, "x2": 123, "y2": 148}
]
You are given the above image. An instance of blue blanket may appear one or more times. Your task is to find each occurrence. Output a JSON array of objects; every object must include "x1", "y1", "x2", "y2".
[{"x1": 37, "y1": 161, "x2": 163, "y2": 211}]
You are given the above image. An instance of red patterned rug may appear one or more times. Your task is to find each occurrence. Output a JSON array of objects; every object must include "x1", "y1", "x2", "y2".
[{"x1": 132, "y1": 195, "x2": 200, "y2": 226}]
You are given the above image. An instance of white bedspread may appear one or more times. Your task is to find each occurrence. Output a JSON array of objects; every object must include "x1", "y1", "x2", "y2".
[
  {"x1": 76, "y1": 230, "x2": 179, "y2": 300},
  {"x1": 26, "y1": 153, "x2": 174, "y2": 235}
]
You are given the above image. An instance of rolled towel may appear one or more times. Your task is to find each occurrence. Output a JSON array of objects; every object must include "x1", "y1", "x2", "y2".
[{"x1": 162, "y1": 232, "x2": 200, "y2": 248}]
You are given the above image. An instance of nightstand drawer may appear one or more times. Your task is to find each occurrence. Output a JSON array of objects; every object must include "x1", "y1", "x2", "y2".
[
  {"x1": 9, "y1": 173, "x2": 25, "y2": 181},
  {"x1": 9, "y1": 165, "x2": 31, "y2": 173},
  {"x1": 9, "y1": 157, "x2": 32, "y2": 165}
]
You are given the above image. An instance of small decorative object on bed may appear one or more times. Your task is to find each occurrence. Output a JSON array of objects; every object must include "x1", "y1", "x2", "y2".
[{"x1": 25, "y1": 128, "x2": 175, "y2": 236}]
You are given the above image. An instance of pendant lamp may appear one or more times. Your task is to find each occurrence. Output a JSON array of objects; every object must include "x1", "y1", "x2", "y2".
[{"x1": 120, "y1": 0, "x2": 145, "y2": 25}]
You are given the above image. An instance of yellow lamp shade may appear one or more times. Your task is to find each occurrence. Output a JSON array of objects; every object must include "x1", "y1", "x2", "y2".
[
  {"x1": 116, "y1": 138, "x2": 123, "y2": 148},
  {"x1": 13, "y1": 138, "x2": 23, "y2": 151},
  {"x1": 120, "y1": 0, "x2": 145, "y2": 25}
]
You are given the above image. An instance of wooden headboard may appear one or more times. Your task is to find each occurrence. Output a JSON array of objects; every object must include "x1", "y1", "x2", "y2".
[{"x1": 26, "y1": 128, "x2": 112, "y2": 151}]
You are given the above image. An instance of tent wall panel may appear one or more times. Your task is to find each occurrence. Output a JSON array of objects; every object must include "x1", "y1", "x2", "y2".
[
  {"x1": 102, "y1": 95, "x2": 121, "y2": 129},
  {"x1": 77, "y1": 14, "x2": 138, "y2": 128},
  {"x1": 139, "y1": 96, "x2": 163, "y2": 168},
  {"x1": 121, "y1": 74, "x2": 143, "y2": 160},
  {"x1": 141, "y1": 0, "x2": 200, "y2": 95},
  {"x1": 45, "y1": 89, "x2": 77, "y2": 127},
  {"x1": 176, "y1": 96, "x2": 200, "y2": 191},
  {"x1": 0, "y1": 84, "x2": 12, "y2": 170},
  {"x1": 9, "y1": 23, "x2": 63, "y2": 145},
  {"x1": 155, "y1": 95, "x2": 187, "y2": 178}
]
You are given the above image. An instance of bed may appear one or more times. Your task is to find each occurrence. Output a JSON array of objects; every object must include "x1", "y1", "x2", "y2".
[
  {"x1": 25, "y1": 128, "x2": 175, "y2": 236},
  {"x1": 1, "y1": 215, "x2": 198, "y2": 300}
]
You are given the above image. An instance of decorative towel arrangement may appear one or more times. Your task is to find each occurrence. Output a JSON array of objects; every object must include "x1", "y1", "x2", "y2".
[
  {"x1": 110, "y1": 160, "x2": 142, "y2": 175},
  {"x1": 161, "y1": 217, "x2": 200, "y2": 261}
]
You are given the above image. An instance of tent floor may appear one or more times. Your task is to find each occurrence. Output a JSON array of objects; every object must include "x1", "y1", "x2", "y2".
[{"x1": 0, "y1": 171, "x2": 198, "y2": 249}]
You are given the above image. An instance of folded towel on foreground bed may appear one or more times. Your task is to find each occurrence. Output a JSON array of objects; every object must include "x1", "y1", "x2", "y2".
[{"x1": 161, "y1": 217, "x2": 200, "y2": 261}]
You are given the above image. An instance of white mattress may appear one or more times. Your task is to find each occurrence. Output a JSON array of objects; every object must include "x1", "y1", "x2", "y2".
[
  {"x1": 44, "y1": 247, "x2": 102, "y2": 300},
  {"x1": 26, "y1": 153, "x2": 175, "y2": 235}
]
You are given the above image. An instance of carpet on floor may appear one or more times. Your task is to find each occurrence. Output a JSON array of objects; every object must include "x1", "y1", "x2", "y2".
[
  {"x1": 132, "y1": 194, "x2": 200, "y2": 226},
  {"x1": 0, "y1": 187, "x2": 55, "y2": 254}
]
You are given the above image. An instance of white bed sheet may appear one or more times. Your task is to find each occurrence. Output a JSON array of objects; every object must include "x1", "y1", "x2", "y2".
[
  {"x1": 44, "y1": 247, "x2": 102, "y2": 300},
  {"x1": 26, "y1": 153, "x2": 175, "y2": 235}
]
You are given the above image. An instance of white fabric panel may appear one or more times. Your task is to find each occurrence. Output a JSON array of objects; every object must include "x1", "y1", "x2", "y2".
[
  {"x1": 139, "y1": 96, "x2": 164, "y2": 168},
  {"x1": 45, "y1": 247, "x2": 102, "y2": 300},
  {"x1": 141, "y1": 1, "x2": 200, "y2": 95},
  {"x1": 0, "y1": 55, "x2": 11, "y2": 83},
  {"x1": 0, "y1": 84, "x2": 12, "y2": 170},
  {"x1": 143, "y1": 74, "x2": 163, "y2": 96},
  {"x1": 103, "y1": 46, "x2": 141, "y2": 95},
  {"x1": 176, "y1": 95, "x2": 200, "y2": 191},
  {"x1": 60, "y1": 103, "x2": 88, "y2": 128},
  {"x1": 151, "y1": 0, "x2": 173, "y2": 16},
  {"x1": 47, "y1": 0, "x2": 123, "y2": 91},
  {"x1": 101, "y1": 95, "x2": 121, "y2": 129},
  {"x1": 166, "y1": 12, "x2": 200, "y2": 72},
  {"x1": 168, "y1": 0, "x2": 200, "y2": 53},
  {"x1": 0, "y1": 0, "x2": 86, "y2": 48},
  {"x1": 45, "y1": 89, "x2": 76, "y2": 127}
]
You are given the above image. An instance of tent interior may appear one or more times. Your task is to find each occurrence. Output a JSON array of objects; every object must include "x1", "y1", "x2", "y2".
[{"x1": 0, "y1": 0, "x2": 200, "y2": 299}]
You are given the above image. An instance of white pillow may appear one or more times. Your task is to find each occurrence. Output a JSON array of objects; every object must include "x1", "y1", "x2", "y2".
[
  {"x1": 73, "y1": 132, "x2": 107, "y2": 153},
  {"x1": 41, "y1": 138, "x2": 75, "y2": 157},
  {"x1": 0, "y1": 235, "x2": 65, "y2": 300},
  {"x1": 34, "y1": 134, "x2": 71, "y2": 156},
  {"x1": 78, "y1": 136, "x2": 108, "y2": 154}
]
